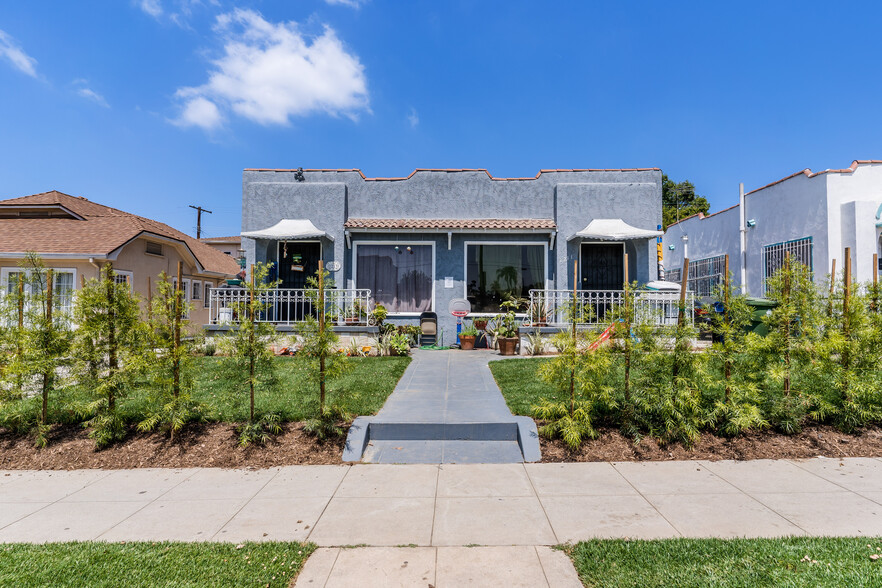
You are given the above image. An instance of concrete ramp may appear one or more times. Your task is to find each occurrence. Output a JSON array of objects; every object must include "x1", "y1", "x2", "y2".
[{"x1": 343, "y1": 350, "x2": 540, "y2": 464}]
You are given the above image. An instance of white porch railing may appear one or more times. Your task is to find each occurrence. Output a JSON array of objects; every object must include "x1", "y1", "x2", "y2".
[
  {"x1": 208, "y1": 288, "x2": 373, "y2": 326},
  {"x1": 526, "y1": 289, "x2": 694, "y2": 328}
]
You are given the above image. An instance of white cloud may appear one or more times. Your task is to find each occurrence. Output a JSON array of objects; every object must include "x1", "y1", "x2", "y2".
[
  {"x1": 174, "y1": 95, "x2": 223, "y2": 129},
  {"x1": 0, "y1": 29, "x2": 38, "y2": 78},
  {"x1": 72, "y1": 79, "x2": 110, "y2": 108},
  {"x1": 138, "y1": 0, "x2": 163, "y2": 18},
  {"x1": 407, "y1": 107, "x2": 419, "y2": 128},
  {"x1": 324, "y1": 0, "x2": 368, "y2": 8},
  {"x1": 173, "y1": 9, "x2": 369, "y2": 130}
]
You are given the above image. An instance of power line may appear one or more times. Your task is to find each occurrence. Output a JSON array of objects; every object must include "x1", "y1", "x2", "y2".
[{"x1": 188, "y1": 205, "x2": 213, "y2": 239}]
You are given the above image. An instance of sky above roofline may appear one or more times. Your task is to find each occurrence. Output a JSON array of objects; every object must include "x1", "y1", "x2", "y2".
[{"x1": 1, "y1": 1, "x2": 880, "y2": 238}]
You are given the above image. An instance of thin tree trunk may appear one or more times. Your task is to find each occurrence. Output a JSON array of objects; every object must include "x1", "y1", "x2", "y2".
[
  {"x1": 42, "y1": 270, "x2": 53, "y2": 425},
  {"x1": 783, "y1": 253, "x2": 791, "y2": 397},
  {"x1": 723, "y1": 255, "x2": 731, "y2": 402},
  {"x1": 249, "y1": 266, "x2": 255, "y2": 423},
  {"x1": 674, "y1": 258, "x2": 690, "y2": 381},
  {"x1": 570, "y1": 260, "x2": 577, "y2": 416},
  {"x1": 174, "y1": 261, "x2": 182, "y2": 400},
  {"x1": 318, "y1": 261, "x2": 326, "y2": 414},
  {"x1": 842, "y1": 247, "x2": 851, "y2": 401},
  {"x1": 106, "y1": 263, "x2": 117, "y2": 412}
]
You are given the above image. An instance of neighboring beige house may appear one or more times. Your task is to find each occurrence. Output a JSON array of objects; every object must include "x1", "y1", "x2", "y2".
[
  {"x1": 200, "y1": 235, "x2": 242, "y2": 258},
  {"x1": 0, "y1": 190, "x2": 240, "y2": 325}
]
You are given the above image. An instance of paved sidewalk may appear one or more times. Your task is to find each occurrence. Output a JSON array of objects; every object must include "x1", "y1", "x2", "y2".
[
  {"x1": 293, "y1": 546, "x2": 581, "y2": 587},
  {"x1": 3, "y1": 458, "x2": 882, "y2": 546}
]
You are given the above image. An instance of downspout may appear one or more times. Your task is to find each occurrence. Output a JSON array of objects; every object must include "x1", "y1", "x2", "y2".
[{"x1": 739, "y1": 183, "x2": 747, "y2": 293}]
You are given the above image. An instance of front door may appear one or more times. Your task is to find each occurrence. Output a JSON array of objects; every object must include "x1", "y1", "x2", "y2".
[
  {"x1": 278, "y1": 241, "x2": 321, "y2": 321},
  {"x1": 581, "y1": 243, "x2": 624, "y2": 290}
]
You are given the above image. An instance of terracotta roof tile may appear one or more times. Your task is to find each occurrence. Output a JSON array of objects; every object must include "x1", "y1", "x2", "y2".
[
  {"x1": 344, "y1": 218, "x2": 556, "y2": 230},
  {"x1": 0, "y1": 191, "x2": 239, "y2": 276}
]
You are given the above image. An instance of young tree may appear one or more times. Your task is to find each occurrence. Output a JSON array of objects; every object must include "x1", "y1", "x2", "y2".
[
  {"x1": 299, "y1": 263, "x2": 349, "y2": 439},
  {"x1": 1, "y1": 253, "x2": 71, "y2": 447},
  {"x1": 705, "y1": 263, "x2": 768, "y2": 435},
  {"x1": 72, "y1": 263, "x2": 148, "y2": 448},
  {"x1": 754, "y1": 254, "x2": 822, "y2": 433},
  {"x1": 217, "y1": 262, "x2": 282, "y2": 446},
  {"x1": 137, "y1": 265, "x2": 202, "y2": 441}
]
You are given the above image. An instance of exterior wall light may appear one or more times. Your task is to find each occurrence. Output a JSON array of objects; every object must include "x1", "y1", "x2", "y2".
[
  {"x1": 746, "y1": 219, "x2": 757, "y2": 227},
  {"x1": 668, "y1": 244, "x2": 675, "y2": 250}
]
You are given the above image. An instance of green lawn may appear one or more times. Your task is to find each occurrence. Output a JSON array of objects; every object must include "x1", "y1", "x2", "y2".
[
  {"x1": 0, "y1": 541, "x2": 315, "y2": 588},
  {"x1": 488, "y1": 357, "x2": 554, "y2": 416},
  {"x1": 568, "y1": 537, "x2": 882, "y2": 588},
  {"x1": 6, "y1": 355, "x2": 410, "y2": 426}
]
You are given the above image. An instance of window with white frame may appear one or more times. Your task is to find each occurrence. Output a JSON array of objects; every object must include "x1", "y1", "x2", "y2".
[
  {"x1": 763, "y1": 237, "x2": 813, "y2": 293},
  {"x1": 1, "y1": 267, "x2": 76, "y2": 319},
  {"x1": 465, "y1": 243, "x2": 546, "y2": 313},
  {"x1": 666, "y1": 268, "x2": 682, "y2": 284},
  {"x1": 172, "y1": 278, "x2": 191, "y2": 318},
  {"x1": 354, "y1": 243, "x2": 433, "y2": 313},
  {"x1": 113, "y1": 270, "x2": 133, "y2": 293},
  {"x1": 192, "y1": 280, "x2": 201, "y2": 301},
  {"x1": 688, "y1": 255, "x2": 726, "y2": 297},
  {"x1": 203, "y1": 281, "x2": 212, "y2": 308}
]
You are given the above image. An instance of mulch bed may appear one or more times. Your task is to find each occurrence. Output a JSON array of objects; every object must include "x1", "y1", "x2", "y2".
[
  {"x1": 539, "y1": 424, "x2": 882, "y2": 462},
  {"x1": 1, "y1": 423, "x2": 881, "y2": 469}
]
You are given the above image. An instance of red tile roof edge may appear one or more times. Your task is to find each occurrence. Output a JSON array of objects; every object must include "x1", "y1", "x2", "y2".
[
  {"x1": 744, "y1": 160, "x2": 882, "y2": 196},
  {"x1": 243, "y1": 167, "x2": 661, "y2": 181},
  {"x1": 666, "y1": 160, "x2": 882, "y2": 230}
]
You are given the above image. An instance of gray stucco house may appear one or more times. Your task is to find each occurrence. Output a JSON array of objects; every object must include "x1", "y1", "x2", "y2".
[
  {"x1": 663, "y1": 160, "x2": 882, "y2": 297},
  {"x1": 238, "y1": 167, "x2": 664, "y2": 341}
]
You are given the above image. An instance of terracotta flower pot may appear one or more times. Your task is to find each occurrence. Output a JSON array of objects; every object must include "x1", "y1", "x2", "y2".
[
  {"x1": 473, "y1": 319, "x2": 488, "y2": 331},
  {"x1": 497, "y1": 336, "x2": 519, "y2": 356},
  {"x1": 459, "y1": 335, "x2": 476, "y2": 350}
]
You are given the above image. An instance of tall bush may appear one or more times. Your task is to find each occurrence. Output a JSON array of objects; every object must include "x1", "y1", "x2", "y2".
[
  {"x1": 217, "y1": 262, "x2": 282, "y2": 446},
  {"x1": 137, "y1": 266, "x2": 202, "y2": 441},
  {"x1": 72, "y1": 263, "x2": 148, "y2": 448}
]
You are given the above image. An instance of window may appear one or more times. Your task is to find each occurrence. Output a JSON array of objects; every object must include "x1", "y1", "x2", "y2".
[
  {"x1": 688, "y1": 255, "x2": 725, "y2": 297},
  {"x1": 203, "y1": 281, "x2": 212, "y2": 308},
  {"x1": 145, "y1": 242, "x2": 162, "y2": 256},
  {"x1": 666, "y1": 268, "x2": 682, "y2": 284},
  {"x1": 355, "y1": 243, "x2": 433, "y2": 313},
  {"x1": 192, "y1": 281, "x2": 201, "y2": 301},
  {"x1": 1, "y1": 267, "x2": 76, "y2": 319},
  {"x1": 465, "y1": 243, "x2": 546, "y2": 313},
  {"x1": 171, "y1": 278, "x2": 191, "y2": 319},
  {"x1": 763, "y1": 237, "x2": 813, "y2": 293},
  {"x1": 113, "y1": 270, "x2": 133, "y2": 293}
]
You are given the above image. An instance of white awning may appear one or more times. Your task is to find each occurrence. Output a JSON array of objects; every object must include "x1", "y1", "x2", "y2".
[
  {"x1": 241, "y1": 219, "x2": 333, "y2": 241},
  {"x1": 572, "y1": 218, "x2": 663, "y2": 241}
]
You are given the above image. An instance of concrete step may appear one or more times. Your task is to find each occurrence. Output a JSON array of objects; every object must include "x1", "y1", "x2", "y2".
[
  {"x1": 361, "y1": 440, "x2": 525, "y2": 464},
  {"x1": 343, "y1": 416, "x2": 540, "y2": 463}
]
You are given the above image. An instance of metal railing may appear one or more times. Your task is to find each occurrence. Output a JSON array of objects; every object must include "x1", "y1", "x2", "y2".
[
  {"x1": 526, "y1": 289, "x2": 693, "y2": 328},
  {"x1": 208, "y1": 287, "x2": 373, "y2": 326}
]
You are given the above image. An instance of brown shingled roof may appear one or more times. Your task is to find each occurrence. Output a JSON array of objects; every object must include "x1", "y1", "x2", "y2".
[
  {"x1": 0, "y1": 191, "x2": 239, "y2": 276},
  {"x1": 344, "y1": 218, "x2": 557, "y2": 230}
]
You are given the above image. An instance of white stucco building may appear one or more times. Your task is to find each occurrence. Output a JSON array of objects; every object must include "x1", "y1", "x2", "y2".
[{"x1": 663, "y1": 160, "x2": 882, "y2": 297}]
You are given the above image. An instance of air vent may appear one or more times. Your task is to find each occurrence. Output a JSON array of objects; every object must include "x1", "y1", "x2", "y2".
[{"x1": 146, "y1": 242, "x2": 163, "y2": 256}]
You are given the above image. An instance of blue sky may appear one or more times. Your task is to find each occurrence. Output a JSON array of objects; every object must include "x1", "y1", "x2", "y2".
[{"x1": 1, "y1": 1, "x2": 880, "y2": 238}]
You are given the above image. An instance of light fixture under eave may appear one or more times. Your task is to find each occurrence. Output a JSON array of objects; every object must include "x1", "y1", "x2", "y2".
[{"x1": 746, "y1": 219, "x2": 757, "y2": 227}]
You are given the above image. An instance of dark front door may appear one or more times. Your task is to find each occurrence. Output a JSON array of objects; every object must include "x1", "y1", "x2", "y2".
[
  {"x1": 278, "y1": 241, "x2": 321, "y2": 321},
  {"x1": 581, "y1": 243, "x2": 624, "y2": 290}
]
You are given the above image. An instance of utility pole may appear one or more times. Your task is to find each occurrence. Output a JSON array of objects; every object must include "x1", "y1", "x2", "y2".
[{"x1": 189, "y1": 205, "x2": 212, "y2": 239}]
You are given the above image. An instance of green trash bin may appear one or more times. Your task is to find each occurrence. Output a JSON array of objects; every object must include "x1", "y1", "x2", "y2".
[{"x1": 744, "y1": 297, "x2": 777, "y2": 336}]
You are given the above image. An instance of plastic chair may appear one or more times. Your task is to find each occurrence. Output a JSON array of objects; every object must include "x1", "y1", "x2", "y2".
[{"x1": 419, "y1": 311, "x2": 438, "y2": 346}]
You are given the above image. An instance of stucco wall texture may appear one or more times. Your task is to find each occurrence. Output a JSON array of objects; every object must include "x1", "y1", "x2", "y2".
[
  {"x1": 663, "y1": 162, "x2": 882, "y2": 297},
  {"x1": 243, "y1": 168, "x2": 663, "y2": 341}
]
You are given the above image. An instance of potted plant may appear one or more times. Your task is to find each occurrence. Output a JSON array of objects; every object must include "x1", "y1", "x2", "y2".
[
  {"x1": 369, "y1": 304, "x2": 388, "y2": 327},
  {"x1": 459, "y1": 320, "x2": 479, "y2": 350},
  {"x1": 494, "y1": 299, "x2": 521, "y2": 355},
  {"x1": 345, "y1": 299, "x2": 367, "y2": 325},
  {"x1": 473, "y1": 317, "x2": 488, "y2": 331},
  {"x1": 530, "y1": 297, "x2": 549, "y2": 326}
]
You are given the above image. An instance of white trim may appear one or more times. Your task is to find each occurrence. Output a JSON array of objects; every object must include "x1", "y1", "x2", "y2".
[
  {"x1": 112, "y1": 270, "x2": 134, "y2": 293},
  {"x1": 578, "y1": 241, "x2": 627, "y2": 289},
  {"x1": 203, "y1": 281, "x2": 212, "y2": 308},
  {"x1": 463, "y1": 240, "x2": 550, "y2": 313},
  {"x1": 352, "y1": 240, "x2": 436, "y2": 315}
]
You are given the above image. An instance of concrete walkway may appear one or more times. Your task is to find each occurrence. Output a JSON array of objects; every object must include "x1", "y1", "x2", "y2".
[{"x1": 344, "y1": 350, "x2": 539, "y2": 463}]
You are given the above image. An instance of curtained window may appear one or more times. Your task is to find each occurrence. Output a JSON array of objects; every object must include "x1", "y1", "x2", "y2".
[
  {"x1": 466, "y1": 244, "x2": 545, "y2": 313},
  {"x1": 356, "y1": 244, "x2": 433, "y2": 313}
]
